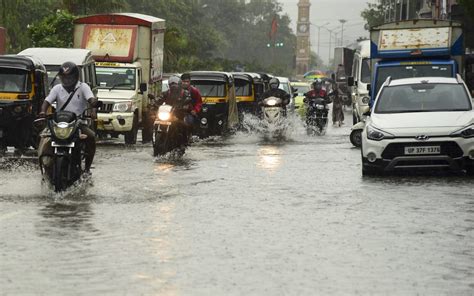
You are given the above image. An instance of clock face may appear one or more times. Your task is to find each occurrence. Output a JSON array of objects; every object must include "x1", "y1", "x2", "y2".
[{"x1": 298, "y1": 24, "x2": 308, "y2": 33}]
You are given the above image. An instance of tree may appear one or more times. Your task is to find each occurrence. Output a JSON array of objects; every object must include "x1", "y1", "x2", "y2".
[
  {"x1": 361, "y1": 2, "x2": 385, "y2": 30},
  {"x1": 28, "y1": 10, "x2": 75, "y2": 48}
]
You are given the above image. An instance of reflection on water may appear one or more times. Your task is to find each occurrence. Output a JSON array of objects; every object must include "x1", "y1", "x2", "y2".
[{"x1": 257, "y1": 146, "x2": 282, "y2": 172}]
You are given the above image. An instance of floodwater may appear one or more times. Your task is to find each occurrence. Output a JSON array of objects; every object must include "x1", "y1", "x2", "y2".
[{"x1": 1, "y1": 109, "x2": 473, "y2": 295}]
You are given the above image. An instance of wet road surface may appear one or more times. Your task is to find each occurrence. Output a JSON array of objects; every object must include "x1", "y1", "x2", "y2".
[{"x1": 1, "y1": 110, "x2": 473, "y2": 295}]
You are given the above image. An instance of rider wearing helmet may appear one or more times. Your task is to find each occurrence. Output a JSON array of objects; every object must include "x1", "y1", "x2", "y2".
[
  {"x1": 304, "y1": 78, "x2": 330, "y2": 104},
  {"x1": 260, "y1": 77, "x2": 291, "y2": 108},
  {"x1": 38, "y1": 61, "x2": 98, "y2": 173},
  {"x1": 158, "y1": 75, "x2": 195, "y2": 130}
]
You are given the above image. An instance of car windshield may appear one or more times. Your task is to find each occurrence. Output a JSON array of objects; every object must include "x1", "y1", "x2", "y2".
[
  {"x1": 235, "y1": 79, "x2": 252, "y2": 96},
  {"x1": 279, "y1": 82, "x2": 290, "y2": 93},
  {"x1": 375, "y1": 64, "x2": 452, "y2": 96},
  {"x1": 96, "y1": 67, "x2": 136, "y2": 90},
  {"x1": 360, "y1": 58, "x2": 371, "y2": 83},
  {"x1": 192, "y1": 80, "x2": 226, "y2": 97},
  {"x1": 375, "y1": 83, "x2": 472, "y2": 113},
  {"x1": 0, "y1": 68, "x2": 30, "y2": 93},
  {"x1": 292, "y1": 85, "x2": 310, "y2": 95}
]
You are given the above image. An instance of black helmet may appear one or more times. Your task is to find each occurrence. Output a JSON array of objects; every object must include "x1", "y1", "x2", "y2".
[
  {"x1": 312, "y1": 79, "x2": 323, "y2": 90},
  {"x1": 269, "y1": 78, "x2": 280, "y2": 89},
  {"x1": 59, "y1": 61, "x2": 79, "y2": 89}
]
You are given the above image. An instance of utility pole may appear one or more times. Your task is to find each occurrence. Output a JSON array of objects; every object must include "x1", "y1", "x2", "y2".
[{"x1": 339, "y1": 19, "x2": 347, "y2": 47}]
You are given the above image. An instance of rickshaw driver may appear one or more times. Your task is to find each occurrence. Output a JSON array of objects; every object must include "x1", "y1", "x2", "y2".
[
  {"x1": 259, "y1": 77, "x2": 291, "y2": 109},
  {"x1": 38, "y1": 61, "x2": 98, "y2": 174}
]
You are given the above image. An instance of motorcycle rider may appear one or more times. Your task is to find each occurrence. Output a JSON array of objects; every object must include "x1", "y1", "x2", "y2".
[
  {"x1": 180, "y1": 73, "x2": 203, "y2": 122},
  {"x1": 304, "y1": 79, "x2": 330, "y2": 104},
  {"x1": 259, "y1": 77, "x2": 291, "y2": 111},
  {"x1": 157, "y1": 76, "x2": 195, "y2": 137},
  {"x1": 38, "y1": 61, "x2": 98, "y2": 174}
]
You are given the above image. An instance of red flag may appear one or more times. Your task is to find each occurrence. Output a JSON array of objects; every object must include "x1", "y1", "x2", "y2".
[{"x1": 269, "y1": 16, "x2": 278, "y2": 40}]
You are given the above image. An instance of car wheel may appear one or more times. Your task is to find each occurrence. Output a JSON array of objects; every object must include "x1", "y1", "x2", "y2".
[{"x1": 350, "y1": 129, "x2": 362, "y2": 147}]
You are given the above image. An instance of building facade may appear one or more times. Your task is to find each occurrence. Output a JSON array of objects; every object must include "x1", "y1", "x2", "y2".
[{"x1": 295, "y1": 0, "x2": 311, "y2": 78}]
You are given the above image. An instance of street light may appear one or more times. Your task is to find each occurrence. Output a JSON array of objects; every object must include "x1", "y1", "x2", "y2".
[
  {"x1": 309, "y1": 22, "x2": 329, "y2": 58},
  {"x1": 339, "y1": 19, "x2": 347, "y2": 47}
]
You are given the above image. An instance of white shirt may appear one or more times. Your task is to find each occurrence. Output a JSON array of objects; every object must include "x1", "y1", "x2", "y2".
[{"x1": 46, "y1": 82, "x2": 94, "y2": 116}]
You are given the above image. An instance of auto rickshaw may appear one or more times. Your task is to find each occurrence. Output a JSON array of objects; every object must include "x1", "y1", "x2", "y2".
[
  {"x1": 188, "y1": 71, "x2": 239, "y2": 138},
  {"x1": 232, "y1": 72, "x2": 266, "y2": 116},
  {"x1": 0, "y1": 55, "x2": 48, "y2": 152}
]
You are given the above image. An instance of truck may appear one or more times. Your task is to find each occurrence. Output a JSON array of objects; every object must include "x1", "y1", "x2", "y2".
[
  {"x1": 369, "y1": 19, "x2": 464, "y2": 106},
  {"x1": 73, "y1": 13, "x2": 165, "y2": 144},
  {"x1": 333, "y1": 46, "x2": 355, "y2": 107}
]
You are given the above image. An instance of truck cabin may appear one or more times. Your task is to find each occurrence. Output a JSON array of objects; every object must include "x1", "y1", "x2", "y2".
[
  {"x1": 17, "y1": 48, "x2": 97, "y2": 92},
  {"x1": 369, "y1": 20, "x2": 463, "y2": 106},
  {"x1": 95, "y1": 62, "x2": 140, "y2": 91}
]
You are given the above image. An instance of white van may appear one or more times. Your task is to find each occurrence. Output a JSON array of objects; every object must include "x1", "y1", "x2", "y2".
[
  {"x1": 348, "y1": 40, "x2": 371, "y2": 124},
  {"x1": 18, "y1": 47, "x2": 98, "y2": 95}
]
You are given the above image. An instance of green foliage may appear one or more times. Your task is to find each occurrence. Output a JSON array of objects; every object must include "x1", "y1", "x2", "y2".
[
  {"x1": 459, "y1": 0, "x2": 474, "y2": 19},
  {"x1": 28, "y1": 10, "x2": 75, "y2": 48},
  {"x1": 361, "y1": 2, "x2": 385, "y2": 30}
]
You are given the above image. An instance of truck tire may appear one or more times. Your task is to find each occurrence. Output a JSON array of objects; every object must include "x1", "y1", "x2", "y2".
[
  {"x1": 124, "y1": 114, "x2": 138, "y2": 145},
  {"x1": 142, "y1": 111, "x2": 153, "y2": 144}
]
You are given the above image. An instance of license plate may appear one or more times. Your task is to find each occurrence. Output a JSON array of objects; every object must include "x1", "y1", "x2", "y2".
[
  {"x1": 157, "y1": 121, "x2": 171, "y2": 126},
  {"x1": 51, "y1": 141, "x2": 75, "y2": 148},
  {"x1": 404, "y1": 146, "x2": 441, "y2": 155}
]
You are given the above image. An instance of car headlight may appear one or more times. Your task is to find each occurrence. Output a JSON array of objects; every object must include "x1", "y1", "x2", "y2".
[
  {"x1": 113, "y1": 102, "x2": 132, "y2": 112},
  {"x1": 366, "y1": 125, "x2": 395, "y2": 141},
  {"x1": 158, "y1": 111, "x2": 171, "y2": 121},
  {"x1": 362, "y1": 96, "x2": 370, "y2": 104},
  {"x1": 53, "y1": 122, "x2": 74, "y2": 140},
  {"x1": 451, "y1": 124, "x2": 474, "y2": 138}
]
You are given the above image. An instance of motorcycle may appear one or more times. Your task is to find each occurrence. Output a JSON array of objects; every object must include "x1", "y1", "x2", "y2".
[
  {"x1": 260, "y1": 96, "x2": 287, "y2": 138},
  {"x1": 153, "y1": 97, "x2": 192, "y2": 157},
  {"x1": 305, "y1": 95, "x2": 330, "y2": 135},
  {"x1": 349, "y1": 105, "x2": 370, "y2": 147},
  {"x1": 35, "y1": 110, "x2": 93, "y2": 192}
]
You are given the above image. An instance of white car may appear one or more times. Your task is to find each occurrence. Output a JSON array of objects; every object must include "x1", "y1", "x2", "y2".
[{"x1": 361, "y1": 76, "x2": 474, "y2": 176}]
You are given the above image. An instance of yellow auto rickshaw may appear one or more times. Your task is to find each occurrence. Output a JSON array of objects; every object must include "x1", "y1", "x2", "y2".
[
  {"x1": 188, "y1": 71, "x2": 239, "y2": 137},
  {"x1": 232, "y1": 72, "x2": 267, "y2": 116},
  {"x1": 0, "y1": 55, "x2": 48, "y2": 152}
]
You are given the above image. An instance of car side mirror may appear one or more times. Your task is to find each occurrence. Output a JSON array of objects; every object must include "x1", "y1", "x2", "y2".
[
  {"x1": 140, "y1": 83, "x2": 147, "y2": 93},
  {"x1": 347, "y1": 76, "x2": 354, "y2": 86}
]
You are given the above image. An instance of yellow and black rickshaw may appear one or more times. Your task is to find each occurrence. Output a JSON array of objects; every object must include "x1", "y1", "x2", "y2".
[
  {"x1": 0, "y1": 55, "x2": 48, "y2": 152},
  {"x1": 232, "y1": 72, "x2": 267, "y2": 116},
  {"x1": 188, "y1": 71, "x2": 239, "y2": 137}
]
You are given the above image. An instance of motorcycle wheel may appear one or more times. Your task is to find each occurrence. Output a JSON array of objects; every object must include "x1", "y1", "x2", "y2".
[
  {"x1": 53, "y1": 156, "x2": 68, "y2": 192},
  {"x1": 350, "y1": 129, "x2": 362, "y2": 147},
  {"x1": 153, "y1": 131, "x2": 169, "y2": 156}
]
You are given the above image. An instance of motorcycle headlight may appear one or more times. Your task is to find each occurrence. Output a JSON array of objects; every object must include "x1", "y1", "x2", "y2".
[
  {"x1": 264, "y1": 97, "x2": 281, "y2": 106},
  {"x1": 451, "y1": 124, "x2": 474, "y2": 138},
  {"x1": 158, "y1": 111, "x2": 171, "y2": 121},
  {"x1": 367, "y1": 125, "x2": 395, "y2": 141},
  {"x1": 113, "y1": 102, "x2": 132, "y2": 112},
  {"x1": 362, "y1": 96, "x2": 370, "y2": 104},
  {"x1": 53, "y1": 122, "x2": 74, "y2": 140}
]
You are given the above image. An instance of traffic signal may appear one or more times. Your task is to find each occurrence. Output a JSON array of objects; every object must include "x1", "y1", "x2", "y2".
[
  {"x1": 266, "y1": 42, "x2": 284, "y2": 48},
  {"x1": 267, "y1": 43, "x2": 272, "y2": 48}
]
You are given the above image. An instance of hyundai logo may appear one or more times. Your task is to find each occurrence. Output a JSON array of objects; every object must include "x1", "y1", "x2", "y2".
[{"x1": 415, "y1": 135, "x2": 430, "y2": 141}]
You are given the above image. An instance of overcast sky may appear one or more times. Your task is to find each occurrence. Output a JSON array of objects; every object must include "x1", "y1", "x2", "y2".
[{"x1": 278, "y1": 0, "x2": 376, "y2": 65}]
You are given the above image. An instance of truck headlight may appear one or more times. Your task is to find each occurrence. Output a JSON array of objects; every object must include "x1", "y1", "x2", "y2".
[
  {"x1": 451, "y1": 124, "x2": 474, "y2": 138},
  {"x1": 53, "y1": 122, "x2": 74, "y2": 140},
  {"x1": 113, "y1": 102, "x2": 132, "y2": 112},
  {"x1": 158, "y1": 111, "x2": 171, "y2": 121},
  {"x1": 367, "y1": 125, "x2": 395, "y2": 141}
]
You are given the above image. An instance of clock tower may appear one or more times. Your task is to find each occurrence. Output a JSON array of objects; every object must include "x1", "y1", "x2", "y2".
[{"x1": 296, "y1": 0, "x2": 311, "y2": 78}]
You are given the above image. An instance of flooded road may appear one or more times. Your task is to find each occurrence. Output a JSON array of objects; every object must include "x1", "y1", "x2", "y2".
[{"x1": 1, "y1": 111, "x2": 473, "y2": 295}]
